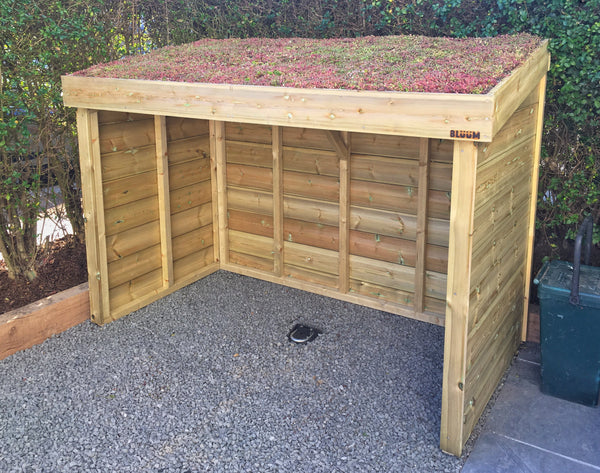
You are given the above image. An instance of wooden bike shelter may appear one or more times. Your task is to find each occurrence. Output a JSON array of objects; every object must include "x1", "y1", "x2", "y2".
[{"x1": 62, "y1": 40, "x2": 549, "y2": 456}]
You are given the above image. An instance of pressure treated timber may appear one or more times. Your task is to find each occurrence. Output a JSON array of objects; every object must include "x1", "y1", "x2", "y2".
[
  {"x1": 76, "y1": 109, "x2": 103, "y2": 322},
  {"x1": 415, "y1": 138, "x2": 430, "y2": 313},
  {"x1": 273, "y1": 126, "x2": 284, "y2": 276},
  {"x1": 0, "y1": 283, "x2": 90, "y2": 361},
  {"x1": 521, "y1": 76, "x2": 547, "y2": 340},
  {"x1": 440, "y1": 141, "x2": 478, "y2": 456},
  {"x1": 155, "y1": 115, "x2": 174, "y2": 288},
  {"x1": 65, "y1": 40, "x2": 548, "y2": 459}
]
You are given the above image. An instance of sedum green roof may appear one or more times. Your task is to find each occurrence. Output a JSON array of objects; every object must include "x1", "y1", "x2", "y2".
[{"x1": 73, "y1": 34, "x2": 543, "y2": 94}]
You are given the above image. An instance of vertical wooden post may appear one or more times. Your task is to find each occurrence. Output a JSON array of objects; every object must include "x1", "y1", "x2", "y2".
[
  {"x1": 211, "y1": 121, "x2": 229, "y2": 265},
  {"x1": 339, "y1": 131, "x2": 350, "y2": 293},
  {"x1": 155, "y1": 115, "x2": 173, "y2": 288},
  {"x1": 415, "y1": 138, "x2": 430, "y2": 312},
  {"x1": 326, "y1": 130, "x2": 350, "y2": 293},
  {"x1": 272, "y1": 126, "x2": 284, "y2": 276},
  {"x1": 76, "y1": 108, "x2": 110, "y2": 324},
  {"x1": 440, "y1": 140, "x2": 478, "y2": 456},
  {"x1": 521, "y1": 75, "x2": 547, "y2": 341},
  {"x1": 209, "y1": 121, "x2": 221, "y2": 264}
]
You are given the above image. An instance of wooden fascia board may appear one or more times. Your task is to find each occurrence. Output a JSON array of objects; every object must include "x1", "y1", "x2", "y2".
[
  {"x1": 62, "y1": 75, "x2": 495, "y2": 141},
  {"x1": 489, "y1": 40, "x2": 550, "y2": 137}
]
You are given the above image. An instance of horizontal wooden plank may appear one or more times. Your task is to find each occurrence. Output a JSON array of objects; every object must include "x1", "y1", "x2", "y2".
[
  {"x1": 351, "y1": 206, "x2": 450, "y2": 247},
  {"x1": 106, "y1": 219, "x2": 160, "y2": 263},
  {"x1": 284, "y1": 195, "x2": 339, "y2": 227},
  {"x1": 173, "y1": 246, "x2": 215, "y2": 280},
  {"x1": 228, "y1": 210, "x2": 274, "y2": 238},
  {"x1": 226, "y1": 141, "x2": 273, "y2": 167},
  {"x1": 283, "y1": 147, "x2": 339, "y2": 177},
  {"x1": 350, "y1": 278, "x2": 449, "y2": 315},
  {"x1": 228, "y1": 188, "x2": 273, "y2": 216},
  {"x1": 349, "y1": 230, "x2": 448, "y2": 273},
  {"x1": 101, "y1": 144, "x2": 156, "y2": 182},
  {"x1": 284, "y1": 241, "x2": 339, "y2": 275},
  {"x1": 169, "y1": 157, "x2": 211, "y2": 190},
  {"x1": 172, "y1": 224, "x2": 214, "y2": 260},
  {"x1": 351, "y1": 133, "x2": 420, "y2": 159},
  {"x1": 109, "y1": 268, "x2": 163, "y2": 312},
  {"x1": 227, "y1": 163, "x2": 273, "y2": 191},
  {"x1": 283, "y1": 127, "x2": 334, "y2": 150},
  {"x1": 108, "y1": 244, "x2": 162, "y2": 289},
  {"x1": 0, "y1": 283, "x2": 89, "y2": 361},
  {"x1": 350, "y1": 254, "x2": 414, "y2": 293},
  {"x1": 170, "y1": 180, "x2": 212, "y2": 214},
  {"x1": 166, "y1": 116, "x2": 209, "y2": 141},
  {"x1": 168, "y1": 135, "x2": 211, "y2": 165},
  {"x1": 463, "y1": 314, "x2": 520, "y2": 437},
  {"x1": 63, "y1": 76, "x2": 496, "y2": 141},
  {"x1": 351, "y1": 154, "x2": 452, "y2": 192},
  {"x1": 171, "y1": 202, "x2": 214, "y2": 237},
  {"x1": 229, "y1": 250, "x2": 274, "y2": 272},
  {"x1": 103, "y1": 170, "x2": 158, "y2": 210},
  {"x1": 350, "y1": 254, "x2": 447, "y2": 299},
  {"x1": 473, "y1": 167, "x2": 531, "y2": 234},
  {"x1": 228, "y1": 230, "x2": 274, "y2": 260},
  {"x1": 98, "y1": 110, "x2": 149, "y2": 124},
  {"x1": 284, "y1": 171, "x2": 339, "y2": 202},
  {"x1": 284, "y1": 264, "x2": 338, "y2": 288},
  {"x1": 284, "y1": 218, "x2": 339, "y2": 251},
  {"x1": 349, "y1": 278, "x2": 414, "y2": 308},
  {"x1": 104, "y1": 195, "x2": 159, "y2": 236},
  {"x1": 468, "y1": 266, "x2": 524, "y2": 364},
  {"x1": 226, "y1": 122, "x2": 272, "y2": 144},
  {"x1": 228, "y1": 193, "x2": 449, "y2": 247},
  {"x1": 351, "y1": 180, "x2": 451, "y2": 219},
  {"x1": 477, "y1": 104, "x2": 537, "y2": 168},
  {"x1": 99, "y1": 117, "x2": 155, "y2": 154}
]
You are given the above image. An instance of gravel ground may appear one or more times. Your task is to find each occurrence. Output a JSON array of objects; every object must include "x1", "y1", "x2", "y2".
[{"x1": 0, "y1": 271, "x2": 468, "y2": 472}]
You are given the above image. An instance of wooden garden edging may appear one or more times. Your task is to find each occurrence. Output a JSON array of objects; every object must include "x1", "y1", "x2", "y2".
[{"x1": 0, "y1": 283, "x2": 89, "y2": 361}]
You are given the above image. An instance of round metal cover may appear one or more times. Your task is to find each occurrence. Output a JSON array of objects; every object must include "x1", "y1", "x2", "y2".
[{"x1": 288, "y1": 324, "x2": 320, "y2": 344}]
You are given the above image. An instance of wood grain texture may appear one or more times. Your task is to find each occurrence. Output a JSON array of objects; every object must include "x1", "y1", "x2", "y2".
[
  {"x1": 440, "y1": 141, "x2": 478, "y2": 456},
  {"x1": 521, "y1": 76, "x2": 547, "y2": 340},
  {"x1": 155, "y1": 115, "x2": 174, "y2": 288},
  {"x1": 415, "y1": 138, "x2": 430, "y2": 313},
  {"x1": 63, "y1": 75, "x2": 496, "y2": 141},
  {"x1": 76, "y1": 109, "x2": 103, "y2": 322},
  {"x1": 0, "y1": 283, "x2": 90, "y2": 360}
]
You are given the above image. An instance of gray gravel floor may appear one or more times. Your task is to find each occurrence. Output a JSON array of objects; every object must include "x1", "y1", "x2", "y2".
[{"x1": 0, "y1": 271, "x2": 467, "y2": 472}]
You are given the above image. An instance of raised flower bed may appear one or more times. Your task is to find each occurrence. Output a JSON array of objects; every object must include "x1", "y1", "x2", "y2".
[{"x1": 62, "y1": 34, "x2": 549, "y2": 456}]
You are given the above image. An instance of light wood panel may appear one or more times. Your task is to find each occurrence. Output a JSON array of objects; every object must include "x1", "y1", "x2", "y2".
[
  {"x1": 63, "y1": 75, "x2": 497, "y2": 141},
  {"x1": 155, "y1": 115, "x2": 174, "y2": 288},
  {"x1": 440, "y1": 141, "x2": 478, "y2": 456}
]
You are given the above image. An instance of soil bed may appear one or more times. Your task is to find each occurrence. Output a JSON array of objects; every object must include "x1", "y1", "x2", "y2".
[{"x1": 0, "y1": 235, "x2": 87, "y2": 315}]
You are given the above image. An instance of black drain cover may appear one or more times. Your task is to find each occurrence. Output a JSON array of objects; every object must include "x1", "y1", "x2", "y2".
[{"x1": 288, "y1": 324, "x2": 321, "y2": 344}]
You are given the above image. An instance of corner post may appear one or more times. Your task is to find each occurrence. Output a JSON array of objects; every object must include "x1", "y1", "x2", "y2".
[
  {"x1": 440, "y1": 140, "x2": 478, "y2": 456},
  {"x1": 521, "y1": 75, "x2": 547, "y2": 341},
  {"x1": 76, "y1": 108, "x2": 110, "y2": 324}
]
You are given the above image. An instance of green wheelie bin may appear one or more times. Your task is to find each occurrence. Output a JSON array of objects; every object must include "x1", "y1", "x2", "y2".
[{"x1": 534, "y1": 216, "x2": 600, "y2": 406}]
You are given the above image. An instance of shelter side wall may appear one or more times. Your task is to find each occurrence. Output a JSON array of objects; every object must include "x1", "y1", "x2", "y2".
[
  {"x1": 96, "y1": 111, "x2": 217, "y2": 322},
  {"x1": 222, "y1": 122, "x2": 450, "y2": 325},
  {"x1": 462, "y1": 86, "x2": 540, "y2": 436},
  {"x1": 348, "y1": 133, "x2": 451, "y2": 315}
]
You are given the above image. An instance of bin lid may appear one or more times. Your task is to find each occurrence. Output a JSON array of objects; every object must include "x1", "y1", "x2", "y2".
[{"x1": 535, "y1": 260, "x2": 600, "y2": 307}]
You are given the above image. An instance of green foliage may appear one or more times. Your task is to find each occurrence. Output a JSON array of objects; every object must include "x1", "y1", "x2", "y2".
[
  {"x1": 1, "y1": 0, "x2": 111, "y2": 279},
  {"x1": 2, "y1": 0, "x2": 597, "y2": 280}
]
